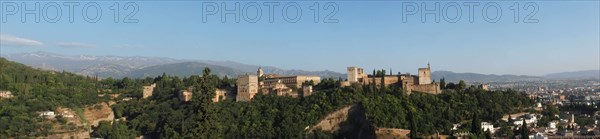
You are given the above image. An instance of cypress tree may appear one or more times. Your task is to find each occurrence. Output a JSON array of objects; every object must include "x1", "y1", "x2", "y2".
[
  {"x1": 380, "y1": 69, "x2": 386, "y2": 93},
  {"x1": 471, "y1": 112, "x2": 482, "y2": 135},
  {"x1": 520, "y1": 119, "x2": 529, "y2": 139},
  {"x1": 408, "y1": 108, "x2": 418, "y2": 139}
]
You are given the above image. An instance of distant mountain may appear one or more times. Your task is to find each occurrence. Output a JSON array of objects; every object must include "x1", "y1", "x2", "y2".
[
  {"x1": 192, "y1": 60, "x2": 344, "y2": 78},
  {"x1": 5, "y1": 52, "x2": 592, "y2": 81},
  {"x1": 1, "y1": 52, "x2": 344, "y2": 79},
  {"x1": 126, "y1": 62, "x2": 245, "y2": 78},
  {"x1": 1, "y1": 51, "x2": 182, "y2": 78},
  {"x1": 431, "y1": 71, "x2": 543, "y2": 82},
  {"x1": 543, "y1": 70, "x2": 600, "y2": 79}
]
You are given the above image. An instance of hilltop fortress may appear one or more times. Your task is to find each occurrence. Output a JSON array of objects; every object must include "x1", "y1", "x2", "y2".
[
  {"x1": 230, "y1": 64, "x2": 440, "y2": 102},
  {"x1": 144, "y1": 64, "x2": 440, "y2": 102},
  {"x1": 341, "y1": 63, "x2": 441, "y2": 94}
]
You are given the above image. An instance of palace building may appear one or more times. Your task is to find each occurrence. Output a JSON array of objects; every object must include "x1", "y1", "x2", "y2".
[
  {"x1": 342, "y1": 63, "x2": 441, "y2": 95},
  {"x1": 235, "y1": 67, "x2": 321, "y2": 101}
]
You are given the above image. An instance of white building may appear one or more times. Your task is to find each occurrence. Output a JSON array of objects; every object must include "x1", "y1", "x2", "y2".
[
  {"x1": 548, "y1": 121, "x2": 557, "y2": 129},
  {"x1": 481, "y1": 122, "x2": 496, "y2": 133},
  {"x1": 514, "y1": 114, "x2": 538, "y2": 126},
  {"x1": 38, "y1": 111, "x2": 55, "y2": 118},
  {"x1": 0, "y1": 91, "x2": 14, "y2": 99}
]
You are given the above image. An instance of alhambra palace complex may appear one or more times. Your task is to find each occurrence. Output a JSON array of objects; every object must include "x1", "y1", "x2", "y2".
[
  {"x1": 341, "y1": 63, "x2": 441, "y2": 95},
  {"x1": 142, "y1": 64, "x2": 440, "y2": 102}
]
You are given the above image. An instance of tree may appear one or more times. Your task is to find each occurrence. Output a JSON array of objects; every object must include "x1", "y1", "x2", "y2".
[
  {"x1": 372, "y1": 69, "x2": 376, "y2": 77},
  {"x1": 439, "y1": 78, "x2": 446, "y2": 89},
  {"x1": 458, "y1": 80, "x2": 467, "y2": 90},
  {"x1": 520, "y1": 119, "x2": 529, "y2": 139},
  {"x1": 203, "y1": 67, "x2": 211, "y2": 77},
  {"x1": 380, "y1": 69, "x2": 386, "y2": 93},
  {"x1": 408, "y1": 108, "x2": 418, "y2": 139},
  {"x1": 91, "y1": 121, "x2": 136, "y2": 139},
  {"x1": 471, "y1": 112, "x2": 482, "y2": 135},
  {"x1": 485, "y1": 129, "x2": 492, "y2": 139},
  {"x1": 446, "y1": 82, "x2": 456, "y2": 89}
]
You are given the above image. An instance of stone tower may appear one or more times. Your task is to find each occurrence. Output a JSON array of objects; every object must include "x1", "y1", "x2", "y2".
[
  {"x1": 257, "y1": 67, "x2": 264, "y2": 77},
  {"x1": 236, "y1": 74, "x2": 258, "y2": 102},
  {"x1": 347, "y1": 67, "x2": 365, "y2": 83},
  {"x1": 142, "y1": 83, "x2": 156, "y2": 99},
  {"x1": 418, "y1": 63, "x2": 432, "y2": 85}
]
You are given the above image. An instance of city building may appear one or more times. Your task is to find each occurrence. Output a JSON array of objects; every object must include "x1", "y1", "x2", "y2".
[
  {"x1": 479, "y1": 84, "x2": 490, "y2": 91},
  {"x1": 481, "y1": 122, "x2": 496, "y2": 133},
  {"x1": 514, "y1": 114, "x2": 539, "y2": 126},
  {"x1": 566, "y1": 114, "x2": 577, "y2": 129},
  {"x1": 38, "y1": 111, "x2": 55, "y2": 119}
]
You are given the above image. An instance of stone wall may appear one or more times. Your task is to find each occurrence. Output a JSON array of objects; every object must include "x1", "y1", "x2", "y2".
[
  {"x1": 407, "y1": 83, "x2": 441, "y2": 95},
  {"x1": 363, "y1": 76, "x2": 401, "y2": 86}
]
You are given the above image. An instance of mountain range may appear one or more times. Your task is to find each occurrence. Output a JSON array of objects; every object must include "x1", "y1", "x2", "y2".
[
  {"x1": 1, "y1": 51, "x2": 344, "y2": 79},
  {"x1": 1, "y1": 52, "x2": 598, "y2": 82}
]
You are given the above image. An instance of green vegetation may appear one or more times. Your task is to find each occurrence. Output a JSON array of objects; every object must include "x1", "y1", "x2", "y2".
[
  {"x1": 112, "y1": 70, "x2": 533, "y2": 138},
  {"x1": 91, "y1": 121, "x2": 137, "y2": 139},
  {"x1": 521, "y1": 119, "x2": 529, "y2": 138},
  {"x1": 0, "y1": 57, "x2": 534, "y2": 138},
  {"x1": 0, "y1": 58, "x2": 107, "y2": 138}
]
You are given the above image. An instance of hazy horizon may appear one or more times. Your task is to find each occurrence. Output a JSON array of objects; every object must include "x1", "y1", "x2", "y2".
[{"x1": 1, "y1": 51, "x2": 598, "y2": 77}]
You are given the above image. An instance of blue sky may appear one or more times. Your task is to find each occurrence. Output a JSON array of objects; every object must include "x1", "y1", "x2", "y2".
[{"x1": 0, "y1": 1, "x2": 598, "y2": 76}]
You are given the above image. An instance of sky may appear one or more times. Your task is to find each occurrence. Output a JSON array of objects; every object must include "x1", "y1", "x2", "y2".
[{"x1": 0, "y1": 1, "x2": 598, "y2": 76}]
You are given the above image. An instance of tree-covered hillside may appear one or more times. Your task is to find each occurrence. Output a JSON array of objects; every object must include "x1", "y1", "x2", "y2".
[
  {"x1": 0, "y1": 58, "x2": 534, "y2": 138},
  {"x1": 109, "y1": 69, "x2": 534, "y2": 138},
  {"x1": 0, "y1": 57, "x2": 106, "y2": 137}
]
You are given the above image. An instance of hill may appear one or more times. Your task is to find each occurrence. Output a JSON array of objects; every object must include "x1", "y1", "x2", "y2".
[
  {"x1": 1, "y1": 51, "x2": 181, "y2": 78},
  {"x1": 126, "y1": 62, "x2": 245, "y2": 78},
  {"x1": 0, "y1": 57, "x2": 104, "y2": 137},
  {"x1": 2, "y1": 52, "x2": 345, "y2": 79},
  {"x1": 431, "y1": 71, "x2": 542, "y2": 82},
  {"x1": 543, "y1": 70, "x2": 600, "y2": 80}
]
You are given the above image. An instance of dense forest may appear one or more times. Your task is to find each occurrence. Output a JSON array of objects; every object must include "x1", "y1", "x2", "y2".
[
  {"x1": 0, "y1": 57, "x2": 534, "y2": 138},
  {"x1": 0, "y1": 58, "x2": 107, "y2": 137}
]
